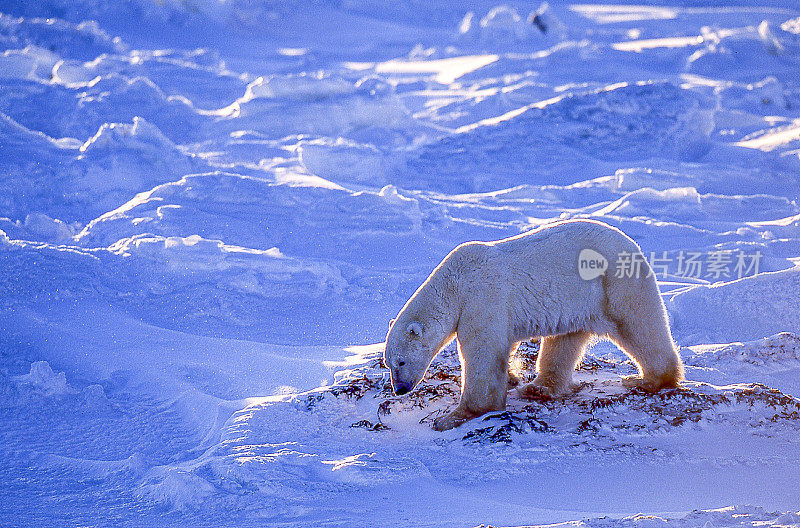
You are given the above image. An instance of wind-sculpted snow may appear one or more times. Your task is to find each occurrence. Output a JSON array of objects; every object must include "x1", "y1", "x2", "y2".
[
  {"x1": 214, "y1": 72, "x2": 422, "y2": 146},
  {"x1": 669, "y1": 268, "x2": 800, "y2": 344},
  {"x1": 0, "y1": 113, "x2": 205, "y2": 223},
  {"x1": 112, "y1": 337, "x2": 800, "y2": 523},
  {"x1": 512, "y1": 508, "x2": 800, "y2": 528},
  {"x1": 77, "y1": 172, "x2": 461, "y2": 265},
  {"x1": 0, "y1": 13, "x2": 125, "y2": 59},
  {"x1": 52, "y1": 48, "x2": 246, "y2": 109},
  {"x1": 683, "y1": 333, "x2": 800, "y2": 394},
  {"x1": 402, "y1": 81, "x2": 718, "y2": 193},
  {"x1": 0, "y1": 74, "x2": 207, "y2": 143},
  {"x1": 2, "y1": 0, "x2": 800, "y2": 526}
]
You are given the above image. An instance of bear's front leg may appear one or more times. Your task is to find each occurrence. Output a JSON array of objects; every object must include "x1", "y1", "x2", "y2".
[{"x1": 434, "y1": 339, "x2": 509, "y2": 431}]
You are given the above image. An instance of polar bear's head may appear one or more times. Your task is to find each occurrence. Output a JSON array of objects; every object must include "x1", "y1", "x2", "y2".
[{"x1": 384, "y1": 318, "x2": 437, "y2": 396}]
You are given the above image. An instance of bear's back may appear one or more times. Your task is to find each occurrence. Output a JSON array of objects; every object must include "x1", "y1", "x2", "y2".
[{"x1": 492, "y1": 219, "x2": 639, "y2": 263}]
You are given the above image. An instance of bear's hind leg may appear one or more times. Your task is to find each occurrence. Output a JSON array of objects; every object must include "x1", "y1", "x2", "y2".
[
  {"x1": 603, "y1": 268, "x2": 684, "y2": 392},
  {"x1": 518, "y1": 331, "x2": 591, "y2": 400},
  {"x1": 610, "y1": 317, "x2": 683, "y2": 392}
]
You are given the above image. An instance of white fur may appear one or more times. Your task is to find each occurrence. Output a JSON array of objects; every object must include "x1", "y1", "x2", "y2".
[{"x1": 384, "y1": 219, "x2": 684, "y2": 431}]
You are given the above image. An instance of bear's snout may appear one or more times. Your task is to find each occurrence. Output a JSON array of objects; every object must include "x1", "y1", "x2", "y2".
[{"x1": 393, "y1": 381, "x2": 412, "y2": 396}]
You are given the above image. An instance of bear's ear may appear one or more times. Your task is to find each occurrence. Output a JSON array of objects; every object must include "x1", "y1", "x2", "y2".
[
  {"x1": 407, "y1": 322, "x2": 423, "y2": 337},
  {"x1": 388, "y1": 318, "x2": 396, "y2": 329}
]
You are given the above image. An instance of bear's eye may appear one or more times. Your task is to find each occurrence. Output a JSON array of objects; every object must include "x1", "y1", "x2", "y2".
[{"x1": 398, "y1": 361, "x2": 406, "y2": 366}]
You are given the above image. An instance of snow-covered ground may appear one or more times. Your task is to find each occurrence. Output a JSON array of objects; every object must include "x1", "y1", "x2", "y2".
[{"x1": 1, "y1": 1, "x2": 800, "y2": 526}]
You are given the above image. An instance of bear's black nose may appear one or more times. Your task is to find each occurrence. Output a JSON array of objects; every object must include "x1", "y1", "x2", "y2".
[{"x1": 394, "y1": 383, "x2": 410, "y2": 396}]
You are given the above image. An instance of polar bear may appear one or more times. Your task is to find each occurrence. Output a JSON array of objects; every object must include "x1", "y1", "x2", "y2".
[{"x1": 384, "y1": 219, "x2": 683, "y2": 431}]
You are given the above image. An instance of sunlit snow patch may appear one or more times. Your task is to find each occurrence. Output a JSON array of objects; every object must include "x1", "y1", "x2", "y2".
[
  {"x1": 570, "y1": 5, "x2": 677, "y2": 24},
  {"x1": 736, "y1": 121, "x2": 800, "y2": 151},
  {"x1": 612, "y1": 35, "x2": 705, "y2": 52},
  {"x1": 348, "y1": 54, "x2": 499, "y2": 85}
]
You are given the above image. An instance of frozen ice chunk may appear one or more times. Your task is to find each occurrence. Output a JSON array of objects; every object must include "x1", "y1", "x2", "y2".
[
  {"x1": 299, "y1": 137, "x2": 393, "y2": 186},
  {"x1": 0, "y1": 45, "x2": 59, "y2": 80},
  {"x1": 480, "y1": 6, "x2": 529, "y2": 44},
  {"x1": 13, "y1": 361, "x2": 74, "y2": 396}
]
